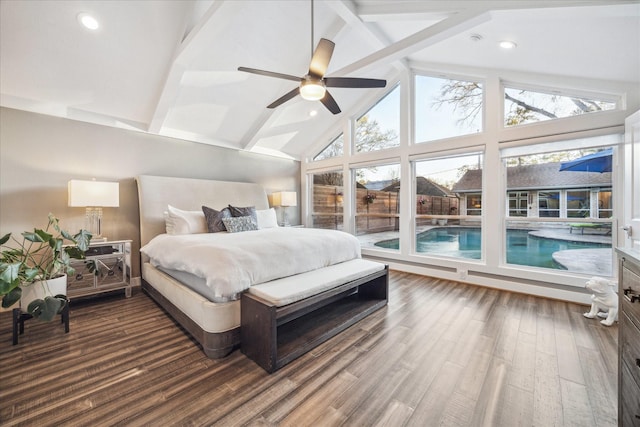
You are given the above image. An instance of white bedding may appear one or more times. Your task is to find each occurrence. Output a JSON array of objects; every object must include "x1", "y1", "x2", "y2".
[{"x1": 140, "y1": 227, "x2": 361, "y2": 302}]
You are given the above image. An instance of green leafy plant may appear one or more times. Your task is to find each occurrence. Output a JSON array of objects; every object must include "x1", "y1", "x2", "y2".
[{"x1": 0, "y1": 214, "x2": 92, "y2": 321}]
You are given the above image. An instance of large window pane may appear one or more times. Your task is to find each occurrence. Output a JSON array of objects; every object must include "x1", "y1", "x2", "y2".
[
  {"x1": 355, "y1": 86, "x2": 400, "y2": 153},
  {"x1": 313, "y1": 134, "x2": 343, "y2": 161},
  {"x1": 414, "y1": 153, "x2": 483, "y2": 260},
  {"x1": 504, "y1": 85, "x2": 618, "y2": 127},
  {"x1": 502, "y1": 141, "x2": 614, "y2": 274},
  {"x1": 311, "y1": 171, "x2": 343, "y2": 230},
  {"x1": 354, "y1": 164, "x2": 400, "y2": 251},
  {"x1": 415, "y1": 75, "x2": 483, "y2": 143}
]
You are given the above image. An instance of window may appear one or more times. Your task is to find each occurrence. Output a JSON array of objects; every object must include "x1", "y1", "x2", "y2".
[
  {"x1": 465, "y1": 194, "x2": 482, "y2": 216},
  {"x1": 508, "y1": 191, "x2": 529, "y2": 217},
  {"x1": 413, "y1": 152, "x2": 483, "y2": 260},
  {"x1": 415, "y1": 75, "x2": 483, "y2": 143},
  {"x1": 598, "y1": 190, "x2": 613, "y2": 218},
  {"x1": 313, "y1": 134, "x2": 343, "y2": 161},
  {"x1": 354, "y1": 163, "x2": 401, "y2": 251},
  {"x1": 503, "y1": 85, "x2": 618, "y2": 127},
  {"x1": 538, "y1": 192, "x2": 560, "y2": 218},
  {"x1": 501, "y1": 136, "x2": 617, "y2": 275},
  {"x1": 566, "y1": 190, "x2": 590, "y2": 218},
  {"x1": 310, "y1": 171, "x2": 343, "y2": 230},
  {"x1": 355, "y1": 86, "x2": 400, "y2": 153}
]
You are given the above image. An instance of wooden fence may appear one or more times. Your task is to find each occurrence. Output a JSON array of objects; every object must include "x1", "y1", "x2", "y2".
[{"x1": 312, "y1": 185, "x2": 459, "y2": 234}]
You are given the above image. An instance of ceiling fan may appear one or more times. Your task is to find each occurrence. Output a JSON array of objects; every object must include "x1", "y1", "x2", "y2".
[{"x1": 237, "y1": 1, "x2": 386, "y2": 115}]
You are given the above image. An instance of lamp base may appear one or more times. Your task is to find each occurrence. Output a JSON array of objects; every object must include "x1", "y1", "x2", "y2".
[
  {"x1": 279, "y1": 207, "x2": 291, "y2": 227},
  {"x1": 85, "y1": 207, "x2": 103, "y2": 238}
]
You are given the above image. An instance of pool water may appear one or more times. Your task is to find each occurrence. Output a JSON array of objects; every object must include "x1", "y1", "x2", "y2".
[{"x1": 374, "y1": 227, "x2": 609, "y2": 269}]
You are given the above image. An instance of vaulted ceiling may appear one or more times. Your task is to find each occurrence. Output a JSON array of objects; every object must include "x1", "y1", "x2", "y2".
[{"x1": 1, "y1": 0, "x2": 639, "y2": 160}]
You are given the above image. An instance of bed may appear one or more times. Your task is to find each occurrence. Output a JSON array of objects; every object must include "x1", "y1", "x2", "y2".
[{"x1": 136, "y1": 174, "x2": 383, "y2": 358}]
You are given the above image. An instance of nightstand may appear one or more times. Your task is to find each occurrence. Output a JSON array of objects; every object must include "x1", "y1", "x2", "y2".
[{"x1": 68, "y1": 239, "x2": 132, "y2": 299}]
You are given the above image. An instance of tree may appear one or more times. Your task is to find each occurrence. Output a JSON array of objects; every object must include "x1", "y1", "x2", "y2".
[
  {"x1": 314, "y1": 114, "x2": 398, "y2": 161},
  {"x1": 432, "y1": 80, "x2": 613, "y2": 128},
  {"x1": 354, "y1": 115, "x2": 398, "y2": 153}
]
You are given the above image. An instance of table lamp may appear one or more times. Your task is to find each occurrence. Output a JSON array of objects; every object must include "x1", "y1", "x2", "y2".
[
  {"x1": 68, "y1": 179, "x2": 119, "y2": 240},
  {"x1": 272, "y1": 191, "x2": 297, "y2": 227}
]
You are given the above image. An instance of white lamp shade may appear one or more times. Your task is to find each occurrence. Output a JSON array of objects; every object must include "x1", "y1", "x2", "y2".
[
  {"x1": 272, "y1": 191, "x2": 297, "y2": 207},
  {"x1": 68, "y1": 180, "x2": 119, "y2": 207}
]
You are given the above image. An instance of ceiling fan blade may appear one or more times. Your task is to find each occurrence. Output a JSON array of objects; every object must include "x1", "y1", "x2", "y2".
[
  {"x1": 308, "y1": 38, "x2": 335, "y2": 78},
  {"x1": 320, "y1": 90, "x2": 341, "y2": 115},
  {"x1": 267, "y1": 87, "x2": 300, "y2": 109},
  {"x1": 238, "y1": 67, "x2": 300, "y2": 82},
  {"x1": 324, "y1": 77, "x2": 387, "y2": 88}
]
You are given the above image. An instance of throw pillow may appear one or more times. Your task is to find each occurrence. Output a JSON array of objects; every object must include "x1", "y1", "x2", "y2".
[
  {"x1": 256, "y1": 208, "x2": 278, "y2": 229},
  {"x1": 166, "y1": 205, "x2": 207, "y2": 235},
  {"x1": 222, "y1": 216, "x2": 258, "y2": 233},
  {"x1": 202, "y1": 205, "x2": 232, "y2": 233},
  {"x1": 228, "y1": 204, "x2": 258, "y2": 225}
]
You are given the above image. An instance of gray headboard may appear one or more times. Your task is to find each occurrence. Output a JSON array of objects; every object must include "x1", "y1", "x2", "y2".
[{"x1": 136, "y1": 175, "x2": 269, "y2": 249}]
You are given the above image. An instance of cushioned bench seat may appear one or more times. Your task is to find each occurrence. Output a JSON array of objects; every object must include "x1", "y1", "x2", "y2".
[
  {"x1": 241, "y1": 259, "x2": 389, "y2": 373},
  {"x1": 248, "y1": 259, "x2": 386, "y2": 307}
]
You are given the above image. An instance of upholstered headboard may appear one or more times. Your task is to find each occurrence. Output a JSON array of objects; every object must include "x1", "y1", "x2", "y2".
[{"x1": 136, "y1": 175, "x2": 269, "y2": 249}]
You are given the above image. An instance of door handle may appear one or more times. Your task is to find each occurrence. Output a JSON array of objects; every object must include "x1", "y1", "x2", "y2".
[{"x1": 624, "y1": 287, "x2": 640, "y2": 303}]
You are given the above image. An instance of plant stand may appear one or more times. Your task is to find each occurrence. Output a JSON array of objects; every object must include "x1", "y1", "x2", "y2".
[{"x1": 12, "y1": 305, "x2": 69, "y2": 345}]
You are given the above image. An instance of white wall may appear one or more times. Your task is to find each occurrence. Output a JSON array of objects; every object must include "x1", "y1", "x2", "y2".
[{"x1": 0, "y1": 107, "x2": 300, "y2": 278}]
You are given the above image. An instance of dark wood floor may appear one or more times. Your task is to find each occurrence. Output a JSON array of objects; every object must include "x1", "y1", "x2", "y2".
[{"x1": 0, "y1": 271, "x2": 618, "y2": 426}]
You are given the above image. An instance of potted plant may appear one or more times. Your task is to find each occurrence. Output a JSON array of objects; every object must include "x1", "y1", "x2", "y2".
[{"x1": 0, "y1": 214, "x2": 92, "y2": 321}]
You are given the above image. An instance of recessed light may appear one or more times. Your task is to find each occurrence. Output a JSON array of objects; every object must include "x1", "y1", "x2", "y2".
[
  {"x1": 470, "y1": 34, "x2": 483, "y2": 42},
  {"x1": 499, "y1": 40, "x2": 517, "y2": 49},
  {"x1": 78, "y1": 13, "x2": 99, "y2": 30},
  {"x1": 309, "y1": 110, "x2": 318, "y2": 117}
]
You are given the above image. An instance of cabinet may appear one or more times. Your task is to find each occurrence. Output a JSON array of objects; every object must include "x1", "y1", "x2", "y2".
[
  {"x1": 68, "y1": 240, "x2": 132, "y2": 298},
  {"x1": 617, "y1": 248, "x2": 640, "y2": 426}
]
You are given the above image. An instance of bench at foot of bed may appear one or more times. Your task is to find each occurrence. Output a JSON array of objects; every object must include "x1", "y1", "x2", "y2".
[{"x1": 240, "y1": 259, "x2": 389, "y2": 373}]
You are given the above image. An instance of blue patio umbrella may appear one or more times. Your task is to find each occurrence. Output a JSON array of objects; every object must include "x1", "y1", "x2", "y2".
[{"x1": 559, "y1": 148, "x2": 612, "y2": 173}]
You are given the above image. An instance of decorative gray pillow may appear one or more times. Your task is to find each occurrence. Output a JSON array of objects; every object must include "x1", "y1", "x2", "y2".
[
  {"x1": 228, "y1": 205, "x2": 258, "y2": 225},
  {"x1": 222, "y1": 216, "x2": 258, "y2": 233},
  {"x1": 202, "y1": 206, "x2": 231, "y2": 232}
]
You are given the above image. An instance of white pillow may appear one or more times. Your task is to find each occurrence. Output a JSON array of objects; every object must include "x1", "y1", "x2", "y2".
[
  {"x1": 165, "y1": 205, "x2": 207, "y2": 235},
  {"x1": 256, "y1": 208, "x2": 278, "y2": 229}
]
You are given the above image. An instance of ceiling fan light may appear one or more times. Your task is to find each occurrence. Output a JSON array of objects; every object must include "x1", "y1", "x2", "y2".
[{"x1": 300, "y1": 79, "x2": 326, "y2": 101}]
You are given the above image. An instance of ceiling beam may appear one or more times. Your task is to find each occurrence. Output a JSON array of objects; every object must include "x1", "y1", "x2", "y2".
[
  {"x1": 357, "y1": 0, "x2": 637, "y2": 21},
  {"x1": 329, "y1": 8, "x2": 491, "y2": 77},
  {"x1": 148, "y1": 0, "x2": 229, "y2": 133},
  {"x1": 326, "y1": 0, "x2": 409, "y2": 72}
]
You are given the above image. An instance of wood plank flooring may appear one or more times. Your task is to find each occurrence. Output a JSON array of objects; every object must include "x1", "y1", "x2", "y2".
[{"x1": 0, "y1": 271, "x2": 618, "y2": 426}]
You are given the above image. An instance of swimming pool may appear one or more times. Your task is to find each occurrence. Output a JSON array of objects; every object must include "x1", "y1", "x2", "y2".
[{"x1": 374, "y1": 227, "x2": 610, "y2": 269}]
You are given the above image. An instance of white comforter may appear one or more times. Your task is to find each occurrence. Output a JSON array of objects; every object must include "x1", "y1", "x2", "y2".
[{"x1": 140, "y1": 227, "x2": 361, "y2": 300}]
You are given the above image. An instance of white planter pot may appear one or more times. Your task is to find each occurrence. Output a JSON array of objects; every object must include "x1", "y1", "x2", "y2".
[{"x1": 20, "y1": 275, "x2": 67, "y2": 310}]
